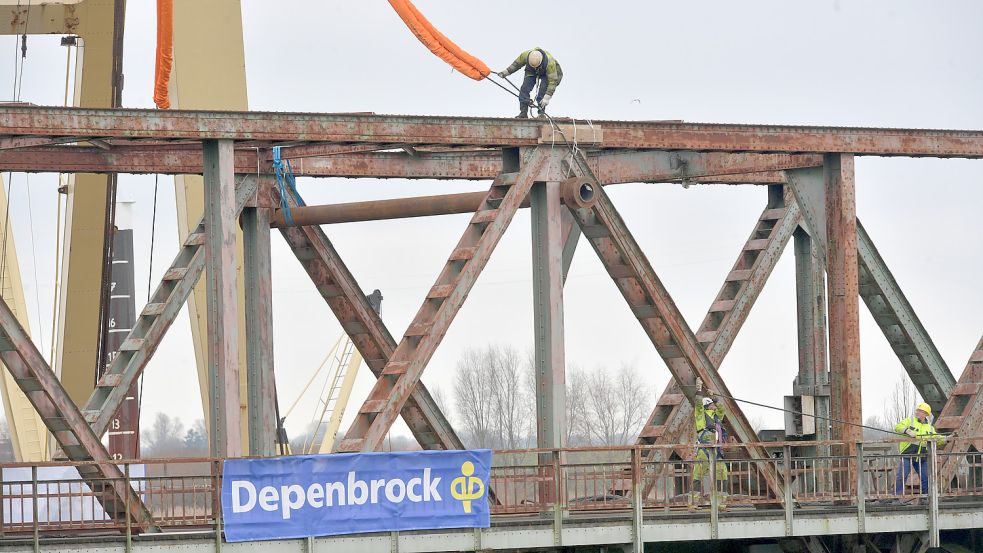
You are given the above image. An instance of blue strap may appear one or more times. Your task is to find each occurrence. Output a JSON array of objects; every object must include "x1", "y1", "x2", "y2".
[{"x1": 272, "y1": 146, "x2": 304, "y2": 225}]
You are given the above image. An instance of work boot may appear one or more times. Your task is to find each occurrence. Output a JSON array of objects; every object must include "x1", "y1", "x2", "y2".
[
  {"x1": 717, "y1": 492, "x2": 729, "y2": 512},
  {"x1": 515, "y1": 107, "x2": 529, "y2": 119},
  {"x1": 687, "y1": 491, "x2": 703, "y2": 512},
  {"x1": 536, "y1": 110, "x2": 548, "y2": 120}
]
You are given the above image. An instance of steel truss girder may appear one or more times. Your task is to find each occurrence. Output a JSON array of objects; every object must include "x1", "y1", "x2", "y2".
[
  {"x1": 0, "y1": 145, "x2": 809, "y2": 185},
  {"x1": 0, "y1": 295, "x2": 157, "y2": 532},
  {"x1": 339, "y1": 147, "x2": 552, "y2": 452},
  {"x1": 82, "y1": 176, "x2": 259, "y2": 436},
  {"x1": 637, "y1": 190, "x2": 802, "y2": 449},
  {"x1": 273, "y1": 185, "x2": 465, "y2": 452},
  {"x1": 561, "y1": 158, "x2": 786, "y2": 502},
  {"x1": 4, "y1": 106, "x2": 983, "y2": 156}
]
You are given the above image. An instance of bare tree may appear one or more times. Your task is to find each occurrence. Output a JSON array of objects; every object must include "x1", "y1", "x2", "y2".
[
  {"x1": 565, "y1": 365, "x2": 589, "y2": 446},
  {"x1": 142, "y1": 412, "x2": 186, "y2": 457},
  {"x1": 454, "y1": 347, "x2": 496, "y2": 448},
  {"x1": 488, "y1": 345, "x2": 529, "y2": 449},
  {"x1": 431, "y1": 384, "x2": 453, "y2": 426},
  {"x1": 615, "y1": 363, "x2": 650, "y2": 443},
  {"x1": 883, "y1": 372, "x2": 920, "y2": 427}
]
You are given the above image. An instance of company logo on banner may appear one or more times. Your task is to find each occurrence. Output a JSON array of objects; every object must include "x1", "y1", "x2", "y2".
[{"x1": 221, "y1": 449, "x2": 492, "y2": 542}]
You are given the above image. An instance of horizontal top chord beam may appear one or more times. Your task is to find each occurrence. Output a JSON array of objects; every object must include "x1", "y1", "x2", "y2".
[{"x1": 3, "y1": 106, "x2": 983, "y2": 157}]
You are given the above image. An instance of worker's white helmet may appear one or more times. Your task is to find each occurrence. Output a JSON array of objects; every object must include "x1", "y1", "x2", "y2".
[
  {"x1": 702, "y1": 397, "x2": 714, "y2": 408},
  {"x1": 527, "y1": 50, "x2": 544, "y2": 69}
]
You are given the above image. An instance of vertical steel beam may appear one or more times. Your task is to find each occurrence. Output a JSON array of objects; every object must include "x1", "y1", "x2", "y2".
[
  {"x1": 203, "y1": 139, "x2": 241, "y2": 457},
  {"x1": 794, "y1": 227, "x2": 831, "y2": 445},
  {"x1": 531, "y1": 181, "x2": 567, "y2": 450},
  {"x1": 242, "y1": 206, "x2": 276, "y2": 456},
  {"x1": 560, "y1": 209, "x2": 579, "y2": 284},
  {"x1": 824, "y1": 154, "x2": 862, "y2": 446}
]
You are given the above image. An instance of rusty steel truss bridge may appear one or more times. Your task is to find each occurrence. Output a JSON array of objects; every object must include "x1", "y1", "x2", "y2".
[{"x1": 1, "y1": 105, "x2": 983, "y2": 552}]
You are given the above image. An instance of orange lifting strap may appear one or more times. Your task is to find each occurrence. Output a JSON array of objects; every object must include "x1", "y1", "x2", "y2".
[
  {"x1": 154, "y1": 0, "x2": 174, "y2": 109},
  {"x1": 388, "y1": 0, "x2": 490, "y2": 81}
]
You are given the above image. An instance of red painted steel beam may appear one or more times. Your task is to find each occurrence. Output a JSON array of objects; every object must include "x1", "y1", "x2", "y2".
[
  {"x1": 3, "y1": 106, "x2": 983, "y2": 157},
  {"x1": 0, "y1": 144, "x2": 803, "y2": 184}
]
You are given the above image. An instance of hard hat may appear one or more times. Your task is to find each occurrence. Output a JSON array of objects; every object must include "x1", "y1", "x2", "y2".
[
  {"x1": 916, "y1": 402, "x2": 932, "y2": 416},
  {"x1": 527, "y1": 50, "x2": 544, "y2": 69},
  {"x1": 702, "y1": 397, "x2": 715, "y2": 408}
]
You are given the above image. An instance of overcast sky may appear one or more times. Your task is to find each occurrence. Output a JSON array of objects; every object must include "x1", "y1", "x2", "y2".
[{"x1": 1, "y1": 1, "x2": 981, "y2": 444}]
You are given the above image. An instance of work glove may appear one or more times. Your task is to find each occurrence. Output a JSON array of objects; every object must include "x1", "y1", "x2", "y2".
[
  {"x1": 905, "y1": 428, "x2": 917, "y2": 438},
  {"x1": 540, "y1": 94, "x2": 551, "y2": 109},
  {"x1": 695, "y1": 377, "x2": 704, "y2": 393},
  {"x1": 496, "y1": 71, "x2": 508, "y2": 78}
]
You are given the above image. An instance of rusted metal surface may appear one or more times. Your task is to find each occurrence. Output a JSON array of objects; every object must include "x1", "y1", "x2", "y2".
[
  {"x1": 0, "y1": 295, "x2": 157, "y2": 532},
  {"x1": 563, "y1": 160, "x2": 786, "y2": 503},
  {"x1": 242, "y1": 207, "x2": 276, "y2": 456},
  {"x1": 339, "y1": 148, "x2": 552, "y2": 453},
  {"x1": 273, "y1": 183, "x2": 465, "y2": 453},
  {"x1": 3, "y1": 106, "x2": 983, "y2": 156},
  {"x1": 824, "y1": 154, "x2": 863, "y2": 448},
  {"x1": 793, "y1": 227, "x2": 831, "y2": 445},
  {"x1": 637, "y1": 193, "x2": 801, "y2": 448},
  {"x1": 0, "y1": 143, "x2": 800, "y2": 185},
  {"x1": 202, "y1": 140, "x2": 242, "y2": 458},
  {"x1": 531, "y1": 179, "x2": 568, "y2": 449}
]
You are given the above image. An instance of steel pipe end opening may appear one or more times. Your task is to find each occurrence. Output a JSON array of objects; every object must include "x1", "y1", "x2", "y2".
[{"x1": 560, "y1": 177, "x2": 598, "y2": 209}]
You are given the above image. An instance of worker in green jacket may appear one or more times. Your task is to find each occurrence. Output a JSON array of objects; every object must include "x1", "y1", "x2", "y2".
[
  {"x1": 690, "y1": 378, "x2": 729, "y2": 511},
  {"x1": 497, "y1": 48, "x2": 563, "y2": 119},
  {"x1": 894, "y1": 402, "x2": 945, "y2": 495}
]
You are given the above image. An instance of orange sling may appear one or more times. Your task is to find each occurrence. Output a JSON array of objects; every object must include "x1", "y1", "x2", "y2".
[
  {"x1": 154, "y1": 0, "x2": 173, "y2": 109},
  {"x1": 388, "y1": 0, "x2": 490, "y2": 81}
]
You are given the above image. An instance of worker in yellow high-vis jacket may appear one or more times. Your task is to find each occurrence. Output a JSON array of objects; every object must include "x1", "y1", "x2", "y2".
[
  {"x1": 894, "y1": 402, "x2": 945, "y2": 495},
  {"x1": 497, "y1": 48, "x2": 563, "y2": 119},
  {"x1": 689, "y1": 378, "x2": 729, "y2": 511}
]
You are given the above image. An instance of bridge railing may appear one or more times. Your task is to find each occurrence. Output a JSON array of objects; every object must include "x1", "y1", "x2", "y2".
[{"x1": 2, "y1": 438, "x2": 982, "y2": 538}]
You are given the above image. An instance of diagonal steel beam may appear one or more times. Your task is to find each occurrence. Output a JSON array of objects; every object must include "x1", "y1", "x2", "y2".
[
  {"x1": 81, "y1": 176, "x2": 259, "y2": 436},
  {"x1": 272, "y1": 185, "x2": 465, "y2": 452},
  {"x1": 856, "y1": 221, "x2": 954, "y2": 414},
  {"x1": 338, "y1": 147, "x2": 552, "y2": 452},
  {"x1": 558, "y1": 156, "x2": 786, "y2": 502},
  {"x1": 637, "y1": 190, "x2": 801, "y2": 449},
  {"x1": 0, "y1": 294, "x2": 157, "y2": 532}
]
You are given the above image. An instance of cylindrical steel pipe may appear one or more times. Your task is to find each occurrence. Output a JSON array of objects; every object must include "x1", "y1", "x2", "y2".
[
  {"x1": 270, "y1": 191, "x2": 487, "y2": 227},
  {"x1": 270, "y1": 179, "x2": 605, "y2": 228}
]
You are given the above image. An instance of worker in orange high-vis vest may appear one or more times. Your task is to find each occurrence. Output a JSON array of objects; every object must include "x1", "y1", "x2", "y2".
[
  {"x1": 894, "y1": 402, "x2": 945, "y2": 496},
  {"x1": 497, "y1": 48, "x2": 563, "y2": 119}
]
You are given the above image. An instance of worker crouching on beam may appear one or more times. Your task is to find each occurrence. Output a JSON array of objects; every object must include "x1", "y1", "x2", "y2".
[
  {"x1": 497, "y1": 48, "x2": 562, "y2": 119},
  {"x1": 893, "y1": 402, "x2": 945, "y2": 497},
  {"x1": 689, "y1": 378, "x2": 729, "y2": 512}
]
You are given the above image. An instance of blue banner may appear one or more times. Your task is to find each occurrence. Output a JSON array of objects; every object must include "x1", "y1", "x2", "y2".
[{"x1": 221, "y1": 449, "x2": 491, "y2": 542}]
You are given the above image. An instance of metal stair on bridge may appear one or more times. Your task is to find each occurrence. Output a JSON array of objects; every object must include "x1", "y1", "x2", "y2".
[
  {"x1": 273, "y1": 181, "x2": 466, "y2": 453},
  {"x1": 637, "y1": 194, "x2": 801, "y2": 450},
  {"x1": 339, "y1": 148, "x2": 550, "y2": 452}
]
